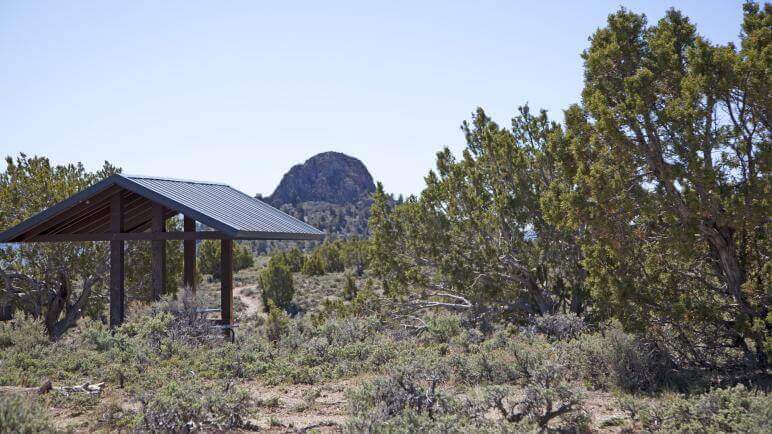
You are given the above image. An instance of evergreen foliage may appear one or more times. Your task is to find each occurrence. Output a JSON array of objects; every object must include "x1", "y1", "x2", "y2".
[
  {"x1": 0, "y1": 154, "x2": 183, "y2": 339},
  {"x1": 259, "y1": 260, "x2": 295, "y2": 312},
  {"x1": 301, "y1": 250, "x2": 326, "y2": 276},
  {"x1": 270, "y1": 247, "x2": 305, "y2": 272},
  {"x1": 368, "y1": 3, "x2": 771, "y2": 372},
  {"x1": 0, "y1": 394, "x2": 57, "y2": 434},
  {"x1": 317, "y1": 241, "x2": 345, "y2": 273},
  {"x1": 343, "y1": 273, "x2": 358, "y2": 301},
  {"x1": 198, "y1": 240, "x2": 255, "y2": 280},
  {"x1": 547, "y1": 3, "x2": 771, "y2": 369}
]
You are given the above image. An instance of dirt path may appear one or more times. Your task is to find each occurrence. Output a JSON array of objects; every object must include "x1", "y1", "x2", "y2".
[{"x1": 234, "y1": 284, "x2": 262, "y2": 317}]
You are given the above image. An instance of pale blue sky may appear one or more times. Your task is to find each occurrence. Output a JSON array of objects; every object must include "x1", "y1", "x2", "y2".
[{"x1": 0, "y1": 1, "x2": 745, "y2": 196}]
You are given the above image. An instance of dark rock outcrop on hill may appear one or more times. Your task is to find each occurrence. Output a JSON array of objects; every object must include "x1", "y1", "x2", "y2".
[
  {"x1": 252, "y1": 152, "x2": 382, "y2": 250},
  {"x1": 268, "y1": 152, "x2": 375, "y2": 206}
]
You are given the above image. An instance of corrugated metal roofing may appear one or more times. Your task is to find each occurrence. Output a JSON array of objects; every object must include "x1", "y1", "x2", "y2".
[
  {"x1": 0, "y1": 174, "x2": 324, "y2": 242},
  {"x1": 125, "y1": 175, "x2": 322, "y2": 238}
]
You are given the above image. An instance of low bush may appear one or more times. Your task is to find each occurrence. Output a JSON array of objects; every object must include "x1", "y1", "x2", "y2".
[
  {"x1": 259, "y1": 261, "x2": 294, "y2": 312},
  {"x1": 264, "y1": 301, "x2": 290, "y2": 343},
  {"x1": 140, "y1": 378, "x2": 253, "y2": 432},
  {"x1": 198, "y1": 240, "x2": 255, "y2": 279},
  {"x1": 0, "y1": 394, "x2": 57, "y2": 434},
  {"x1": 317, "y1": 242, "x2": 345, "y2": 273},
  {"x1": 338, "y1": 238, "x2": 370, "y2": 275},
  {"x1": 345, "y1": 349, "x2": 580, "y2": 433},
  {"x1": 425, "y1": 315, "x2": 462, "y2": 344},
  {"x1": 626, "y1": 385, "x2": 772, "y2": 432},
  {"x1": 342, "y1": 273, "x2": 357, "y2": 301},
  {"x1": 500, "y1": 335, "x2": 588, "y2": 429},
  {"x1": 0, "y1": 317, "x2": 49, "y2": 349},
  {"x1": 301, "y1": 251, "x2": 326, "y2": 276},
  {"x1": 271, "y1": 247, "x2": 305, "y2": 272},
  {"x1": 142, "y1": 291, "x2": 220, "y2": 348},
  {"x1": 565, "y1": 324, "x2": 677, "y2": 393},
  {"x1": 528, "y1": 312, "x2": 587, "y2": 340},
  {"x1": 347, "y1": 363, "x2": 454, "y2": 426}
]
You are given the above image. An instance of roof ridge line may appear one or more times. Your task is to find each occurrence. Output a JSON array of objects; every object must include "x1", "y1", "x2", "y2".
[{"x1": 123, "y1": 174, "x2": 228, "y2": 186}]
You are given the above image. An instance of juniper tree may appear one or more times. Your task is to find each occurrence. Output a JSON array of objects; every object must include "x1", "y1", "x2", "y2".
[
  {"x1": 369, "y1": 108, "x2": 587, "y2": 315},
  {"x1": 549, "y1": 5, "x2": 770, "y2": 368},
  {"x1": 0, "y1": 154, "x2": 117, "y2": 339},
  {"x1": 0, "y1": 154, "x2": 186, "y2": 339}
]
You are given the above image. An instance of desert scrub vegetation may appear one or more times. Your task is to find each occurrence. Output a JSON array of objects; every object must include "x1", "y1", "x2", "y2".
[
  {"x1": 0, "y1": 394, "x2": 57, "y2": 434},
  {"x1": 0, "y1": 295, "x2": 260, "y2": 431},
  {"x1": 0, "y1": 3, "x2": 769, "y2": 432},
  {"x1": 0, "y1": 286, "x2": 770, "y2": 431},
  {"x1": 619, "y1": 385, "x2": 772, "y2": 433}
]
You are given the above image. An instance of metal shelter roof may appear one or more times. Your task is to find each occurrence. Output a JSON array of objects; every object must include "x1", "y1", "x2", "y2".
[{"x1": 0, "y1": 174, "x2": 325, "y2": 242}]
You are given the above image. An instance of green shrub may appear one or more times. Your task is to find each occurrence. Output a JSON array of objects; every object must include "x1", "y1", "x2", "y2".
[
  {"x1": 198, "y1": 239, "x2": 220, "y2": 278},
  {"x1": 529, "y1": 312, "x2": 586, "y2": 340},
  {"x1": 631, "y1": 385, "x2": 772, "y2": 433},
  {"x1": 342, "y1": 273, "x2": 358, "y2": 301},
  {"x1": 484, "y1": 335, "x2": 587, "y2": 429},
  {"x1": 318, "y1": 242, "x2": 345, "y2": 273},
  {"x1": 271, "y1": 247, "x2": 305, "y2": 272},
  {"x1": 339, "y1": 238, "x2": 370, "y2": 274},
  {"x1": 449, "y1": 350, "x2": 518, "y2": 385},
  {"x1": 424, "y1": 315, "x2": 462, "y2": 344},
  {"x1": 347, "y1": 363, "x2": 454, "y2": 422},
  {"x1": 234, "y1": 243, "x2": 255, "y2": 271},
  {"x1": 140, "y1": 378, "x2": 252, "y2": 431},
  {"x1": 301, "y1": 251, "x2": 326, "y2": 276},
  {"x1": 0, "y1": 317, "x2": 49, "y2": 349},
  {"x1": 565, "y1": 325, "x2": 676, "y2": 392},
  {"x1": 345, "y1": 357, "x2": 548, "y2": 433},
  {"x1": 198, "y1": 240, "x2": 255, "y2": 279},
  {"x1": 96, "y1": 395, "x2": 139, "y2": 431},
  {"x1": 80, "y1": 319, "x2": 118, "y2": 351},
  {"x1": 143, "y1": 291, "x2": 220, "y2": 348},
  {"x1": 264, "y1": 301, "x2": 290, "y2": 343},
  {"x1": 0, "y1": 394, "x2": 56, "y2": 434},
  {"x1": 259, "y1": 261, "x2": 294, "y2": 312}
]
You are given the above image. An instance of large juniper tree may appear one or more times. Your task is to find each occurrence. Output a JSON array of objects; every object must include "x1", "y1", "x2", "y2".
[
  {"x1": 370, "y1": 107, "x2": 587, "y2": 316},
  {"x1": 550, "y1": 4, "x2": 770, "y2": 368}
]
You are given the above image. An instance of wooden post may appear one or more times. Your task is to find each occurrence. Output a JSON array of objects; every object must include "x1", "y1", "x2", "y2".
[
  {"x1": 150, "y1": 203, "x2": 166, "y2": 301},
  {"x1": 109, "y1": 193, "x2": 125, "y2": 328},
  {"x1": 183, "y1": 216, "x2": 196, "y2": 293},
  {"x1": 220, "y1": 239, "x2": 233, "y2": 326}
]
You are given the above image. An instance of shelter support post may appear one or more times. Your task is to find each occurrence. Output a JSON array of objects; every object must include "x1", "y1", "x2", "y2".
[
  {"x1": 109, "y1": 193, "x2": 125, "y2": 328},
  {"x1": 220, "y1": 239, "x2": 233, "y2": 326},
  {"x1": 183, "y1": 216, "x2": 196, "y2": 293},
  {"x1": 150, "y1": 203, "x2": 166, "y2": 301}
]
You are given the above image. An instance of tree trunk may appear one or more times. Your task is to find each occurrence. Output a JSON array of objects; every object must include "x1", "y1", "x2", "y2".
[
  {"x1": 0, "y1": 302, "x2": 13, "y2": 321},
  {"x1": 700, "y1": 222, "x2": 767, "y2": 368}
]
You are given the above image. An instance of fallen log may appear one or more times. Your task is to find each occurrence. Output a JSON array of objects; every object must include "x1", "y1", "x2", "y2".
[
  {"x1": 36, "y1": 380, "x2": 105, "y2": 396},
  {"x1": 57, "y1": 382, "x2": 105, "y2": 395}
]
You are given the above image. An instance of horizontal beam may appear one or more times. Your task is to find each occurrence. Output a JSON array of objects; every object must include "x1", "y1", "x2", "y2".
[
  {"x1": 28, "y1": 231, "x2": 232, "y2": 242},
  {"x1": 233, "y1": 230, "x2": 326, "y2": 241},
  {"x1": 13, "y1": 230, "x2": 325, "y2": 243}
]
